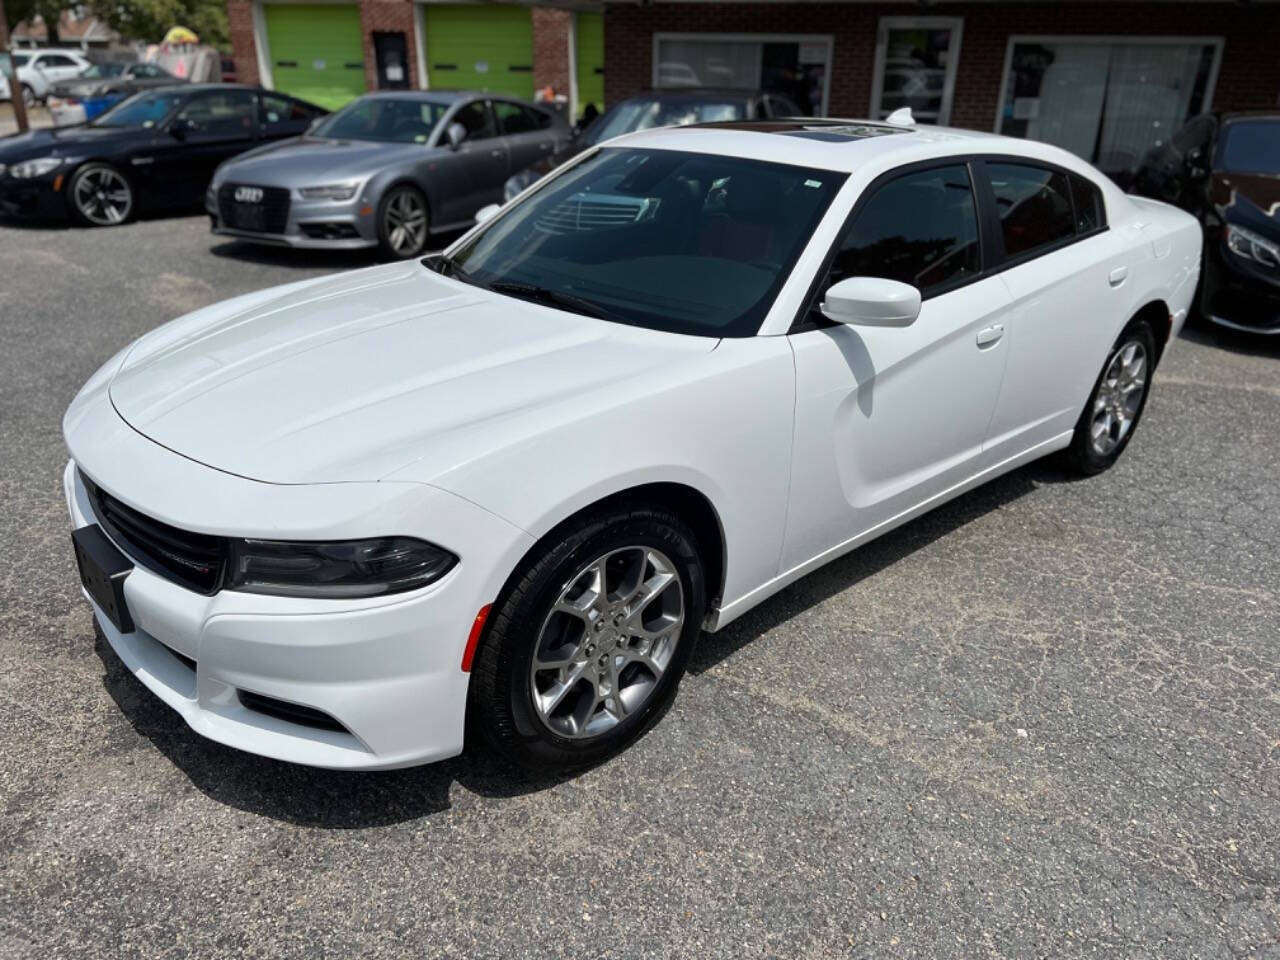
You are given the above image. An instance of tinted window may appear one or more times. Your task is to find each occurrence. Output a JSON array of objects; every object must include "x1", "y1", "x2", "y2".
[
  {"x1": 587, "y1": 97, "x2": 748, "y2": 144},
  {"x1": 1069, "y1": 173, "x2": 1105, "y2": 233},
  {"x1": 453, "y1": 100, "x2": 497, "y2": 141},
  {"x1": 1219, "y1": 120, "x2": 1280, "y2": 175},
  {"x1": 495, "y1": 101, "x2": 547, "y2": 135},
  {"x1": 83, "y1": 63, "x2": 126, "y2": 79},
  {"x1": 988, "y1": 162, "x2": 1075, "y2": 258},
  {"x1": 260, "y1": 93, "x2": 316, "y2": 127},
  {"x1": 311, "y1": 97, "x2": 447, "y2": 142},
  {"x1": 92, "y1": 89, "x2": 185, "y2": 128},
  {"x1": 176, "y1": 90, "x2": 257, "y2": 136},
  {"x1": 450, "y1": 148, "x2": 844, "y2": 337},
  {"x1": 39, "y1": 54, "x2": 77, "y2": 68},
  {"x1": 828, "y1": 164, "x2": 980, "y2": 297}
]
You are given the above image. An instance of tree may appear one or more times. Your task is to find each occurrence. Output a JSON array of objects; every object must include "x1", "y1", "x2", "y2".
[
  {"x1": 90, "y1": 0, "x2": 229, "y2": 49},
  {"x1": 4, "y1": 0, "x2": 65, "y2": 43}
]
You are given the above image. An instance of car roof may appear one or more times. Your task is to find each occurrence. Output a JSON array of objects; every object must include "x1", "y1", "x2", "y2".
[
  {"x1": 608, "y1": 117, "x2": 1096, "y2": 177},
  {"x1": 356, "y1": 89, "x2": 543, "y2": 105},
  {"x1": 625, "y1": 87, "x2": 764, "y2": 100}
]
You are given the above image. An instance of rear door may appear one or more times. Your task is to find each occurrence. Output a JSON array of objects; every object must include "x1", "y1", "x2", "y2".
[
  {"x1": 33, "y1": 52, "x2": 85, "y2": 84},
  {"x1": 980, "y1": 161, "x2": 1138, "y2": 464},
  {"x1": 494, "y1": 100, "x2": 556, "y2": 174}
]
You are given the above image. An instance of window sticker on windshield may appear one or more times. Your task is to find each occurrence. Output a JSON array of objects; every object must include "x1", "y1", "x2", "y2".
[
  {"x1": 804, "y1": 179, "x2": 823, "y2": 188},
  {"x1": 415, "y1": 134, "x2": 427, "y2": 143}
]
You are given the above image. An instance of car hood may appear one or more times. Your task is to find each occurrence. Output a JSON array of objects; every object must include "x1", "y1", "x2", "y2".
[
  {"x1": 1211, "y1": 171, "x2": 1280, "y2": 234},
  {"x1": 107, "y1": 263, "x2": 717, "y2": 485},
  {"x1": 216, "y1": 137, "x2": 433, "y2": 186},
  {"x1": 0, "y1": 124, "x2": 138, "y2": 159}
]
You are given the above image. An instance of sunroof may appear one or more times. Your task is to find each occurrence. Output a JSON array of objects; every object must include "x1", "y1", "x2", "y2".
[{"x1": 697, "y1": 120, "x2": 911, "y2": 141}]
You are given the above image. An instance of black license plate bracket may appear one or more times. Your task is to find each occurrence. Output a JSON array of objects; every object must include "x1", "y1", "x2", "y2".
[{"x1": 72, "y1": 524, "x2": 134, "y2": 633}]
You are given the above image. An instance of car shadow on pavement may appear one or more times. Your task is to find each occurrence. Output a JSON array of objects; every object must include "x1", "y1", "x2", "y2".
[
  {"x1": 91, "y1": 627, "x2": 573, "y2": 828},
  {"x1": 1177, "y1": 320, "x2": 1280, "y2": 359},
  {"x1": 208, "y1": 231, "x2": 468, "y2": 271},
  {"x1": 688, "y1": 463, "x2": 1045, "y2": 676}
]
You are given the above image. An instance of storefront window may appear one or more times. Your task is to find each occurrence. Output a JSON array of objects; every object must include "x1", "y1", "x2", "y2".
[
  {"x1": 998, "y1": 38, "x2": 1220, "y2": 185},
  {"x1": 871, "y1": 18, "x2": 963, "y2": 124},
  {"x1": 653, "y1": 35, "x2": 830, "y2": 116}
]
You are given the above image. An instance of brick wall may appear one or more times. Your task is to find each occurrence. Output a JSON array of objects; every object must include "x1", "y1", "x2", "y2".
[
  {"x1": 605, "y1": 1, "x2": 1280, "y2": 127},
  {"x1": 532, "y1": 7, "x2": 572, "y2": 95},
  {"x1": 226, "y1": 0, "x2": 259, "y2": 86},
  {"x1": 358, "y1": 0, "x2": 420, "y2": 90}
]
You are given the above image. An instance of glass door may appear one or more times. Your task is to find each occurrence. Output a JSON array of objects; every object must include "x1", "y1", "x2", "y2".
[
  {"x1": 653, "y1": 35, "x2": 831, "y2": 116},
  {"x1": 870, "y1": 17, "x2": 964, "y2": 124}
]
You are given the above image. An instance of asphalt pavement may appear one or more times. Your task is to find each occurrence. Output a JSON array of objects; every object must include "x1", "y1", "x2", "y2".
[{"x1": 1, "y1": 214, "x2": 1277, "y2": 959}]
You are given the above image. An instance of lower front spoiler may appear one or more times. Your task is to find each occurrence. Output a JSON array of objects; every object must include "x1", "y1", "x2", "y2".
[{"x1": 209, "y1": 215, "x2": 379, "y2": 251}]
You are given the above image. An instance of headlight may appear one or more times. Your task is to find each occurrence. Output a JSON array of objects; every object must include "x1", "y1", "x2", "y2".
[
  {"x1": 9, "y1": 157, "x2": 63, "y2": 179},
  {"x1": 226, "y1": 536, "x2": 457, "y2": 598},
  {"x1": 299, "y1": 182, "x2": 359, "y2": 201},
  {"x1": 1225, "y1": 223, "x2": 1279, "y2": 269},
  {"x1": 503, "y1": 170, "x2": 538, "y2": 202}
]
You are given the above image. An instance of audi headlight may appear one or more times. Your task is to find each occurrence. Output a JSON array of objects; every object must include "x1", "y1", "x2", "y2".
[
  {"x1": 1225, "y1": 223, "x2": 1279, "y2": 270},
  {"x1": 227, "y1": 536, "x2": 457, "y2": 599},
  {"x1": 10, "y1": 157, "x2": 63, "y2": 179},
  {"x1": 299, "y1": 182, "x2": 359, "y2": 201}
]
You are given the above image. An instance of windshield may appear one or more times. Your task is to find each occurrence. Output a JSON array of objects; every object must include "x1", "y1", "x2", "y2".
[
  {"x1": 448, "y1": 147, "x2": 845, "y2": 337},
  {"x1": 586, "y1": 98, "x2": 748, "y2": 145},
  {"x1": 91, "y1": 90, "x2": 185, "y2": 128},
  {"x1": 80, "y1": 63, "x2": 126, "y2": 79},
  {"x1": 1219, "y1": 120, "x2": 1280, "y2": 175},
  {"x1": 311, "y1": 97, "x2": 450, "y2": 143}
]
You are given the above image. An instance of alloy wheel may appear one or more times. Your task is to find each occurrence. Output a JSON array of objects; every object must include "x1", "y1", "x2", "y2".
[
  {"x1": 1090, "y1": 339, "x2": 1147, "y2": 456},
  {"x1": 383, "y1": 188, "x2": 427, "y2": 256},
  {"x1": 73, "y1": 167, "x2": 133, "y2": 226},
  {"x1": 529, "y1": 545, "x2": 685, "y2": 740}
]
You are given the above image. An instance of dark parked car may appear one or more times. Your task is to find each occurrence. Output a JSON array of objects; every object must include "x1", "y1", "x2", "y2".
[
  {"x1": 1132, "y1": 112, "x2": 1280, "y2": 335},
  {"x1": 47, "y1": 62, "x2": 184, "y2": 125},
  {"x1": 0, "y1": 84, "x2": 326, "y2": 227},
  {"x1": 502, "y1": 87, "x2": 803, "y2": 201}
]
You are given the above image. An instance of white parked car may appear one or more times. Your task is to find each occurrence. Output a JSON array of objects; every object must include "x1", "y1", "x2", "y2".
[
  {"x1": 8, "y1": 49, "x2": 91, "y2": 105},
  {"x1": 64, "y1": 119, "x2": 1201, "y2": 772}
]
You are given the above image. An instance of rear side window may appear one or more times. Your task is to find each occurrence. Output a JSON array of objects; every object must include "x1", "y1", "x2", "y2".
[
  {"x1": 1069, "y1": 173, "x2": 1105, "y2": 234},
  {"x1": 454, "y1": 100, "x2": 497, "y2": 141},
  {"x1": 987, "y1": 162, "x2": 1075, "y2": 258},
  {"x1": 827, "y1": 163, "x2": 980, "y2": 297}
]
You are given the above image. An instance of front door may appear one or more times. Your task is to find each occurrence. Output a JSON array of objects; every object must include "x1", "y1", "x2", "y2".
[
  {"x1": 782, "y1": 162, "x2": 1012, "y2": 571},
  {"x1": 436, "y1": 99, "x2": 509, "y2": 225},
  {"x1": 154, "y1": 89, "x2": 259, "y2": 206}
]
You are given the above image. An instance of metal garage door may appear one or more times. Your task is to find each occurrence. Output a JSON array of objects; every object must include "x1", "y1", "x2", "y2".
[
  {"x1": 574, "y1": 12, "x2": 604, "y2": 118},
  {"x1": 264, "y1": 4, "x2": 365, "y2": 110},
  {"x1": 425, "y1": 5, "x2": 533, "y2": 99}
]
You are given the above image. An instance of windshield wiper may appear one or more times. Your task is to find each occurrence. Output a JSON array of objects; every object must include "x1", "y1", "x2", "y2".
[
  {"x1": 424, "y1": 253, "x2": 481, "y2": 287},
  {"x1": 486, "y1": 281, "x2": 619, "y2": 322}
]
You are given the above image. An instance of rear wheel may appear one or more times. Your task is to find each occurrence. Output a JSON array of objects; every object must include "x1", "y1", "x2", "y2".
[
  {"x1": 376, "y1": 185, "x2": 429, "y2": 259},
  {"x1": 468, "y1": 504, "x2": 706, "y2": 771},
  {"x1": 1064, "y1": 318, "x2": 1156, "y2": 475},
  {"x1": 21, "y1": 84, "x2": 35, "y2": 108},
  {"x1": 67, "y1": 162, "x2": 134, "y2": 227}
]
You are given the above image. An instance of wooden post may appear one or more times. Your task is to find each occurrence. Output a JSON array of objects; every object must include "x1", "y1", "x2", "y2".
[{"x1": 0, "y1": 0, "x2": 30, "y2": 133}]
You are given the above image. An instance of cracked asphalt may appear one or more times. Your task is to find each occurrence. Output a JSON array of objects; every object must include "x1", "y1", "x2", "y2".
[{"x1": 1, "y1": 214, "x2": 1277, "y2": 959}]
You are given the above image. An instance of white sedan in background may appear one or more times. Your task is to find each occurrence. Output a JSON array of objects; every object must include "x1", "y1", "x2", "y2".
[{"x1": 64, "y1": 119, "x2": 1201, "y2": 772}]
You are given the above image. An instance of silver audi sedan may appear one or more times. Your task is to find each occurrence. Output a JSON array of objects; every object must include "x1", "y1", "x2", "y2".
[{"x1": 206, "y1": 90, "x2": 571, "y2": 258}]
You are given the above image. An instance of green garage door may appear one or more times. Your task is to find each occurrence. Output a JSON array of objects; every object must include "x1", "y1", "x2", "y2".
[
  {"x1": 425, "y1": 5, "x2": 533, "y2": 99},
  {"x1": 574, "y1": 12, "x2": 604, "y2": 119},
  {"x1": 265, "y1": 4, "x2": 365, "y2": 110}
]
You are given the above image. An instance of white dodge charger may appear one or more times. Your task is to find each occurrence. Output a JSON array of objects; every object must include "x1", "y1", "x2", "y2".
[{"x1": 64, "y1": 118, "x2": 1201, "y2": 771}]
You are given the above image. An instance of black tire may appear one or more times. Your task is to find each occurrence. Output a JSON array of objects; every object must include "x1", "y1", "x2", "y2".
[
  {"x1": 21, "y1": 84, "x2": 35, "y2": 108},
  {"x1": 1063, "y1": 316, "x2": 1157, "y2": 476},
  {"x1": 376, "y1": 184, "x2": 430, "y2": 259},
  {"x1": 468, "y1": 503, "x2": 707, "y2": 771},
  {"x1": 66, "y1": 162, "x2": 135, "y2": 227}
]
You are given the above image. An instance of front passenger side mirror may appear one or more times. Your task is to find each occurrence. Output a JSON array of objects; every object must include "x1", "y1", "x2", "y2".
[
  {"x1": 1184, "y1": 145, "x2": 1208, "y2": 180},
  {"x1": 445, "y1": 122, "x2": 466, "y2": 150},
  {"x1": 820, "y1": 277, "x2": 921, "y2": 328}
]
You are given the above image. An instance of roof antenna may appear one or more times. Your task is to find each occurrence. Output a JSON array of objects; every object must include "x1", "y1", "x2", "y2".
[{"x1": 885, "y1": 107, "x2": 915, "y2": 127}]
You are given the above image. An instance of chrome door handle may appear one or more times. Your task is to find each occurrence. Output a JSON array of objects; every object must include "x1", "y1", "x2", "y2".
[
  {"x1": 976, "y1": 323, "x2": 1005, "y2": 347},
  {"x1": 1109, "y1": 266, "x2": 1129, "y2": 286}
]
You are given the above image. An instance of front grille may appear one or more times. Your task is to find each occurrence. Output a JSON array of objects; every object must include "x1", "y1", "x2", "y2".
[
  {"x1": 536, "y1": 193, "x2": 655, "y2": 235},
  {"x1": 217, "y1": 183, "x2": 291, "y2": 234},
  {"x1": 238, "y1": 690, "x2": 347, "y2": 732},
  {"x1": 299, "y1": 221, "x2": 360, "y2": 240},
  {"x1": 81, "y1": 471, "x2": 226, "y2": 594}
]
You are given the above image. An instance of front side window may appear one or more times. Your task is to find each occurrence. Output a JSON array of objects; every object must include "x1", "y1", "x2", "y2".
[
  {"x1": 987, "y1": 162, "x2": 1075, "y2": 258},
  {"x1": 1218, "y1": 120, "x2": 1280, "y2": 175},
  {"x1": 176, "y1": 90, "x2": 257, "y2": 136},
  {"x1": 495, "y1": 102, "x2": 549, "y2": 134},
  {"x1": 448, "y1": 147, "x2": 845, "y2": 337},
  {"x1": 827, "y1": 163, "x2": 980, "y2": 298},
  {"x1": 311, "y1": 97, "x2": 448, "y2": 143}
]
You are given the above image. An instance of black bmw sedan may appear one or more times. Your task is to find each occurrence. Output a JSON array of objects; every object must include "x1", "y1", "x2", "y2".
[
  {"x1": 1132, "y1": 112, "x2": 1280, "y2": 335},
  {"x1": 0, "y1": 84, "x2": 325, "y2": 227}
]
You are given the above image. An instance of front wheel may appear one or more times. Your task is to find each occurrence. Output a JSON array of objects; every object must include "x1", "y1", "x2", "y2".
[
  {"x1": 468, "y1": 504, "x2": 707, "y2": 771},
  {"x1": 376, "y1": 184, "x2": 429, "y2": 259},
  {"x1": 1064, "y1": 318, "x2": 1156, "y2": 475},
  {"x1": 67, "y1": 162, "x2": 134, "y2": 227},
  {"x1": 21, "y1": 84, "x2": 35, "y2": 108}
]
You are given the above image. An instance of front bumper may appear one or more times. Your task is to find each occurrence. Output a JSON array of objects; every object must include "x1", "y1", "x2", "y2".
[
  {"x1": 207, "y1": 184, "x2": 380, "y2": 250},
  {"x1": 1201, "y1": 234, "x2": 1280, "y2": 334},
  {"x1": 0, "y1": 172, "x2": 68, "y2": 220},
  {"x1": 63, "y1": 399, "x2": 534, "y2": 769}
]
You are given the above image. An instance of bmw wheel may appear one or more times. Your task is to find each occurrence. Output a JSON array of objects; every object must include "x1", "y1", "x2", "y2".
[
  {"x1": 68, "y1": 162, "x2": 134, "y2": 227},
  {"x1": 377, "y1": 184, "x2": 429, "y2": 259},
  {"x1": 1065, "y1": 317, "x2": 1156, "y2": 475},
  {"x1": 469, "y1": 503, "x2": 707, "y2": 771}
]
